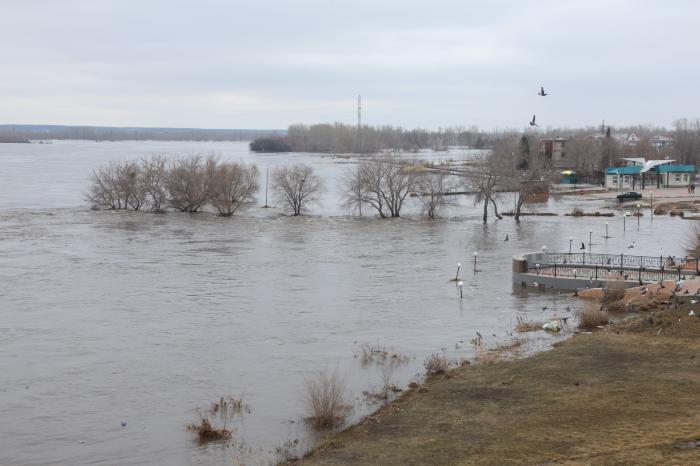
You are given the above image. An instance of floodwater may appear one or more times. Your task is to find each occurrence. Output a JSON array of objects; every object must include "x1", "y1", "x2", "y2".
[{"x1": 0, "y1": 141, "x2": 694, "y2": 465}]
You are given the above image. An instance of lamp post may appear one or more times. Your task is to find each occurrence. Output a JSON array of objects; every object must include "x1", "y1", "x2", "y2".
[
  {"x1": 636, "y1": 204, "x2": 641, "y2": 230},
  {"x1": 473, "y1": 252, "x2": 478, "y2": 273},
  {"x1": 455, "y1": 262, "x2": 461, "y2": 281},
  {"x1": 650, "y1": 191, "x2": 654, "y2": 220},
  {"x1": 604, "y1": 221, "x2": 610, "y2": 239},
  {"x1": 457, "y1": 281, "x2": 464, "y2": 298},
  {"x1": 569, "y1": 237, "x2": 573, "y2": 255}
]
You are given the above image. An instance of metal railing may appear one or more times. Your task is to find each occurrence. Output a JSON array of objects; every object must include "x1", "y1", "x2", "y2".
[
  {"x1": 542, "y1": 252, "x2": 697, "y2": 271},
  {"x1": 526, "y1": 252, "x2": 699, "y2": 283}
]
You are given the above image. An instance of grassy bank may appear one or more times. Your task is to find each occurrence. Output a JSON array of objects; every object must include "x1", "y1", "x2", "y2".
[{"x1": 298, "y1": 307, "x2": 700, "y2": 465}]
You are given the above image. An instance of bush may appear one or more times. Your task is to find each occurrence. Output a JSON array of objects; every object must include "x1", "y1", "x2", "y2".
[
  {"x1": 305, "y1": 371, "x2": 351, "y2": 430},
  {"x1": 578, "y1": 304, "x2": 610, "y2": 330},
  {"x1": 605, "y1": 281, "x2": 627, "y2": 302},
  {"x1": 186, "y1": 417, "x2": 231, "y2": 444},
  {"x1": 424, "y1": 353, "x2": 450, "y2": 375},
  {"x1": 571, "y1": 207, "x2": 584, "y2": 216}
]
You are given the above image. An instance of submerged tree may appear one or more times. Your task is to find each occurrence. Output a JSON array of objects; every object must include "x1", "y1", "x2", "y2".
[
  {"x1": 464, "y1": 155, "x2": 502, "y2": 222},
  {"x1": 272, "y1": 164, "x2": 324, "y2": 215},
  {"x1": 416, "y1": 171, "x2": 458, "y2": 218},
  {"x1": 86, "y1": 160, "x2": 144, "y2": 211},
  {"x1": 207, "y1": 161, "x2": 260, "y2": 217},
  {"x1": 166, "y1": 155, "x2": 210, "y2": 213},
  {"x1": 341, "y1": 156, "x2": 420, "y2": 218},
  {"x1": 140, "y1": 153, "x2": 168, "y2": 212}
]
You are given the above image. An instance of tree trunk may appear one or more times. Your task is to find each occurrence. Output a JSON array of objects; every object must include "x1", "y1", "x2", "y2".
[
  {"x1": 483, "y1": 197, "x2": 488, "y2": 223},
  {"x1": 514, "y1": 192, "x2": 525, "y2": 222},
  {"x1": 490, "y1": 197, "x2": 502, "y2": 219}
]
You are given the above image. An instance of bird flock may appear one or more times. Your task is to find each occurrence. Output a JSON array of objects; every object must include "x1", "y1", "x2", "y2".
[{"x1": 530, "y1": 86, "x2": 548, "y2": 127}]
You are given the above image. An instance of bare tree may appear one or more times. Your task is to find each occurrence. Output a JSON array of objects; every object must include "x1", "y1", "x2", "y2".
[
  {"x1": 416, "y1": 171, "x2": 458, "y2": 218},
  {"x1": 140, "y1": 153, "x2": 168, "y2": 212},
  {"x1": 272, "y1": 164, "x2": 324, "y2": 215},
  {"x1": 166, "y1": 155, "x2": 210, "y2": 213},
  {"x1": 86, "y1": 160, "x2": 143, "y2": 211},
  {"x1": 464, "y1": 155, "x2": 502, "y2": 222},
  {"x1": 208, "y1": 161, "x2": 259, "y2": 217},
  {"x1": 342, "y1": 156, "x2": 420, "y2": 218}
]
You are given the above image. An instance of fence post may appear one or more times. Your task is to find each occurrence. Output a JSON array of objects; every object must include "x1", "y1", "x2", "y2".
[
  {"x1": 595, "y1": 265, "x2": 598, "y2": 280},
  {"x1": 554, "y1": 262, "x2": 557, "y2": 277},
  {"x1": 620, "y1": 253, "x2": 624, "y2": 268},
  {"x1": 639, "y1": 265, "x2": 643, "y2": 285}
]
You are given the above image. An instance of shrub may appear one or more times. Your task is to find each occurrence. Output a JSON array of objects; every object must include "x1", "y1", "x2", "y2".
[
  {"x1": 571, "y1": 207, "x2": 584, "y2": 216},
  {"x1": 304, "y1": 371, "x2": 351, "y2": 430},
  {"x1": 604, "y1": 281, "x2": 627, "y2": 302},
  {"x1": 186, "y1": 417, "x2": 231, "y2": 444},
  {"x1": 578, "y1": 304, "x2": 610, "y2": 330},
  {"x1": 424, "y1": 353, "x2": 450, "y2": 375}
]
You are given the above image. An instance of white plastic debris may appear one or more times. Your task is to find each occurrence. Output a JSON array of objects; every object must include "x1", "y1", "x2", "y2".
[{"x1": 542, "y1": 320, "x2": 562, "y2": 332}]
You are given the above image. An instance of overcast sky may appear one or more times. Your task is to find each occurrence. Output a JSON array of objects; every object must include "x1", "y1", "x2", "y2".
[{"x1": 1, "y1": 0, "x2": 699, "y2": 130}]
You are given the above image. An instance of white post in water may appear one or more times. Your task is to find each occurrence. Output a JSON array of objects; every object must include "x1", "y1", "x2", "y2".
[
  {"x1": 636, "y1": 204, "x2": 641, "y2": 230},
  {"x1": 588, "y1": 229, "x2": 593, "y2": 253},
  {"x1": 455, "y1": 262, "x2": 461, "y2": 281},
  {"x1": 650, "y1": 191, "x2": 654, "y2": 221},
  {"x1": 624, "y1": 212, "x2": 630, "y2": 231},
  {"x1": 605, "y1": 221, "x2": 610, "y2": 239},
  {"x1": 458, "y1": 281, "x2": 464, "y2": 298},
  {"x1": 473, "y1": 252, "x2": 478, "y2": 273},
  {"x1": 569, "y1": 237, "x2": 573, "y2": 255}
]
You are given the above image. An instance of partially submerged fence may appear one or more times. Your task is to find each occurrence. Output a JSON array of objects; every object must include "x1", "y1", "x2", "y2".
[{"x1": 515, "y1": 252, "x2": 699, "y2": 287}]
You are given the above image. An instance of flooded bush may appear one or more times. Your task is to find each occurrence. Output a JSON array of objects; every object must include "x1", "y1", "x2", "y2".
[
  {"x1": 304, "y1": 370, "x2": 351, "y2": 430},
  {"x1": 87, "y1": 154, "x2": 261, "y2": 216},
  {"x1": 187, "y1": 417, "x2": 232, "y2": 443},
  {"x1": 424, "y1": 353, "x2": 450, "y2": 375},
  {"x1": 578, "y1": 304, "x2": 610, "y2": 330},
  {"x1": 570, "y1": 207, "x2": 584, "y2": 216},
  {"x1": 187, "y1": 395, "x2": 250, "y2": 444},
  {"x1": 357, "y1": 343, "x2": 409, "y2": 366}
]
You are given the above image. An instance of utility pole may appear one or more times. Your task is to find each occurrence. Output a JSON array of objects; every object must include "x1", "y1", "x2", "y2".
[
  {"x1": 357, "y1": 94, "x2": 362, "y2": 153},
  {"x1": 264, "y1": 164, "x2": 269, "y2": 208}
]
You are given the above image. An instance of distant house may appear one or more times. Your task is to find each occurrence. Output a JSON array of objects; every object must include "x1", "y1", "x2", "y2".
[
  {"x1": 540, "y1": 137, "x2": 570, "y2": 169},
  {"x1": 604, "y1": 157, "x2": 696, "y2": 189}
]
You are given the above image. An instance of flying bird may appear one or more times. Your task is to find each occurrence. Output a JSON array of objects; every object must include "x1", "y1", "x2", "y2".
[
  {"x1": 538, "y1": 86, "x2": 548, "y2": 96},
  {"x1": 529, "y1": 114, "x2": 538, "y2": 127}
]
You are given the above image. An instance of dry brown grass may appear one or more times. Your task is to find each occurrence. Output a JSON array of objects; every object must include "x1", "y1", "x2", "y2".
[
  {"x1": 515, "y1": 315, "x2": 543, "y2": 332},
  {"x1": 305, "y1": 371, "x2": 351, "y2": 430},
  {"x1": 187, "y1": 417, "x2": 232, "y2": 443},
  {"x1": 186, "y1": 395, "x2": 250, "y2": 444},
  {"x1": 303, "y1": 306, "x2": 700, "y2": 465},
  {"x1": 357, "y1": 343, "x2": 409, "y2": 366},
  {"x1": 578, "y1": 303, "x2": 610, "y2": 329},
  {"x1": 423, "y1": 353, "x2": 450, "y2": 375},
  {"x1": 605, "y1": 280, "x2": 627, "y2": 302}
]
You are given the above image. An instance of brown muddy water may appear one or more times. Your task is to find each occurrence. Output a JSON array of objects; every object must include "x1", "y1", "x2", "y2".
[{"x1": 0, "y1": 141, "x2": 694, "y2": 465}]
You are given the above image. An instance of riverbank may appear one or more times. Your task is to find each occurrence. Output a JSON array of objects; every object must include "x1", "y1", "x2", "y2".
[{"x1": 299, "y1": 306, "x2": 700, "y2": 465}]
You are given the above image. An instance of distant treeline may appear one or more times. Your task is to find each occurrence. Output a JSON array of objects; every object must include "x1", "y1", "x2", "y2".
[
  {"x1": 251, "y1": 123, "x2": 495, "y2": 153},
  {"x1": 0, "y1": 125, "x2": 285, "y2": 143}
]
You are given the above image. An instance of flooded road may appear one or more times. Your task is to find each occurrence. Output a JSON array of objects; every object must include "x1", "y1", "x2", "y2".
[{"x1": 0, "y1": 141, "x2": 694, "y2": 465}]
